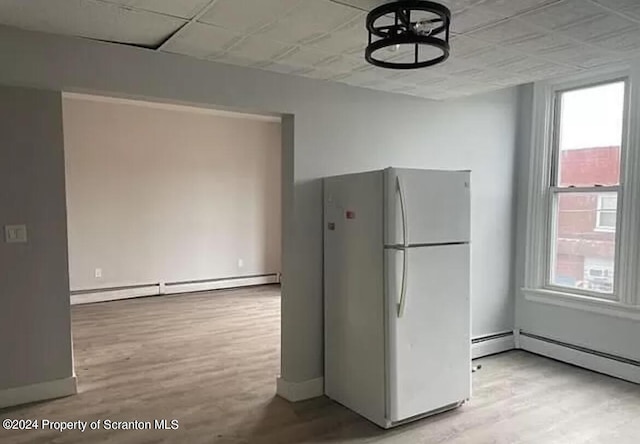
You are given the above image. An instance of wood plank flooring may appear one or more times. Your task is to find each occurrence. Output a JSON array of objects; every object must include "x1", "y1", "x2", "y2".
[{"x1": 1, "y1": 285, "x2": 640, "y2": 443}]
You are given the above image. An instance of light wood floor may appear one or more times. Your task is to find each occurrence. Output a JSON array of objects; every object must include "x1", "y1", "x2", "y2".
[{"x1": 2, "y1": 285, "x2": 640, "y2": 443}]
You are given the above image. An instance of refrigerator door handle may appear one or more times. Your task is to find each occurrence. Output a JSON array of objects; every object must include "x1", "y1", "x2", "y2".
[
  {"x1": 396, "y1": 176, "x2": 409, "y2": 317},
  {"x1": 397, "y1": 175, "x2": 409, "y2": 248},
  {"x1": 398, "y1": 248, "x2": 408, "y2": 317}
]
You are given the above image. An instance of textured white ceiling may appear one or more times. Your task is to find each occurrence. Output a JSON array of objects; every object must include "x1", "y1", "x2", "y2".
[{"x1": 0, "y1": 0, "x2": 638, "y2": 99}]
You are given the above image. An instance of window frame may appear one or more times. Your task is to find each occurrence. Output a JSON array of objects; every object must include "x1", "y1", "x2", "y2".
[
  {"x1": 595, "y1": 194, "x2": 617, "y2": 232},
  {"x1": 523, "y1": 67, "x2": 640, "y2": 312}
]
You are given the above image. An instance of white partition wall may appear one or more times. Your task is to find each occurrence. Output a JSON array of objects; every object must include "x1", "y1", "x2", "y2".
[{"x1": 63, "y1": 94, "x2": 282, "y2": 300}]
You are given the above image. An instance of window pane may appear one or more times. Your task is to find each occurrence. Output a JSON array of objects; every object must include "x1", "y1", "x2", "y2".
[
  {"x1": 557, "y1": 82, "x2": 625, "y2": 187},
  {"x1": 597, "y1": 212, "x2": 616, "y2": 229},
  {"x1": 600, "y1": 196, "x2": 616, "y2": 210},
  {"x1": 551, "y1": 192, "x2": 616, "y2": 294}
]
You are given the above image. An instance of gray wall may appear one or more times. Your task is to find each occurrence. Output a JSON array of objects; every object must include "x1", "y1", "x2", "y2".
[
  {"x1": 0, "y1": 85, "x2": 73, "y2": 390},
  {"x1": 63, "y1": 96, "x2": 282, "y2": 291},
  {"x1": 0, "y1": 25, "x2": 520, "y2": 387},
  {"x1": 514, "y1": 83, "x2": 640, "y2": 361}
]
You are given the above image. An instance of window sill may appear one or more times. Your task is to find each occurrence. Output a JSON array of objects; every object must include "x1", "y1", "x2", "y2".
[
  {"x1": 593, "y1": 227, "x2": 615, "y2": 233},
  {"x1": 522, "y1": 288, "x2": 640, "y2": 322}
]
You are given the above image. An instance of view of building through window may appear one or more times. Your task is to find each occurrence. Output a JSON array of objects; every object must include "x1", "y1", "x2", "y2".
[{"x1": 550, "y1": 81, "x2": 625, "y2": 295}]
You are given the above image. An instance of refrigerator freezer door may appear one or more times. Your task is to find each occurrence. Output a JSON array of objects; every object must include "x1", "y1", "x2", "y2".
[
  {"x1": 385, "y1": 168, "x2": 470, "y2": 246},
  {"x1": 386, "y1": 244, "x2": 471, "y2": 423}
]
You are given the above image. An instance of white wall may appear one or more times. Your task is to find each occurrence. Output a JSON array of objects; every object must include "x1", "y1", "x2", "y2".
[
  {"x1": 63, "y1": 96, "x2": 281, "y2": 291},
  {"x1": 0, "y1": 86, "x2": 73, "y2": 391},
  {"x1": 0, "y1": 25, "x2": 520, "y2": 392}
]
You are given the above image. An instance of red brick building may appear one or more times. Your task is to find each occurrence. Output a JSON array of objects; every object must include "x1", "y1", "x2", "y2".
[{"x1": 554, "y1": 146, "x2": 620, "y2": 292}]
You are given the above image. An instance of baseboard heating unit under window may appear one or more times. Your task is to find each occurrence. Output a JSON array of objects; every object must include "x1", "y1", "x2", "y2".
[{"x1": 518, "y1": 330, "x2": 640, "y2": 384}]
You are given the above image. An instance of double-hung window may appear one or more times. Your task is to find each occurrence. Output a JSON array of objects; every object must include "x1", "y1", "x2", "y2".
[
  {"x1": 524, "y1": 71, "x2": 640, "y2": 310},
  {"x1": 548, "y1": 81, "x2": 626, "y2": 299}
]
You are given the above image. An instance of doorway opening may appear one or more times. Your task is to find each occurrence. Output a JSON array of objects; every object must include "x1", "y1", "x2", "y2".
[{"x1": 61, "y1": 92, "x2": 286, "y2": 417}]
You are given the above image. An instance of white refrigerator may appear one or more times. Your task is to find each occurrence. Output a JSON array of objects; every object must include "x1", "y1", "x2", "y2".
[{"x1": 323, "y1": 167, "x2": 471, "y2": 429}]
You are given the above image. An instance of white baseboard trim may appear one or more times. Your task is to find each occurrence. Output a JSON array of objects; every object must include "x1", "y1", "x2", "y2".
[
  {"x1": 71, "y1": 274, "x2": 279, "y2": 305},
  {"x1": 166, "y1": 275, "x2": 279, "y2": 295},
  {"x1": 472, "y1": 331, "x2": 516, "y2": 359},
  {"x1": 519, "y1": 333, "x2": 640, "y2": 385},
  {"x1": 71, "y1": 285, "x2": 159, "y2": 305},
  {"x1": 276, "y1": 376, "x2": 324, "y2": 402},
  {"x1": 0, "y1": 376, "x2": 77, "y2": 409}
]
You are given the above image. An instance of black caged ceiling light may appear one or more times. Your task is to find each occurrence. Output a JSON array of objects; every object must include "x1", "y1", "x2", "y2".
[{"x1": 365, "y1": 0, "x2": 451, "y2": 70}]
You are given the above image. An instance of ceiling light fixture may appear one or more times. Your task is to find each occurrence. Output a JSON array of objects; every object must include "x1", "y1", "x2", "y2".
[{"x1": 365, "y1": 0, "x2": 451, "y2": 70}]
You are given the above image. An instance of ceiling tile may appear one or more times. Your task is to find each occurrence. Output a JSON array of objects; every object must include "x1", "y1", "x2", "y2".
[
  {"x1": 377, "y1": 82, "x2": 420, "y2": 94},
  {"x1": 99, "y1": 0, "x2": 209, "y2": 19},
  {"x1": 217, "y1": 36, "x2": 294, "y2": 67},
  {"x1": 525, "y1": 63, "x2": 581, "y2": 79},
  {"x1": 592, "y1": 0, "x2": 640, "y2": 20},
  {"x1": 425, "y1": 59, "x2": 479, "y2": 76},
  {"x1": 306, "y1": 14, "x2": 368, "y2": 56},
  {"x1": 455, "y1": 83, "x2": 503, "y2": 96},
  {"x1": 449, "y1": 68, "x2": 511, "y2": 84},
  {"x1": 452, "y1": 67, "x2": 493, "y2": 79},
  {"x1": 270, "y1": 47, "x2": 336, "y2": 70},
  {"x1": 452, "y1": 6, "x2": 507, "y2": 33},
  {"x1": 199, "y1": 0, "x2": 301, "y2": 34},
  {"x1": 495, "y1": 57, "x2": 579, "y2": 77},
  {"x1": 161, "y1": 22, "x2": 243, "y2": 58},
  {"x1": 459, "y1": 46, "x2": 527, "y2": 68},
  {"x1": 309, "y1": 19, "x2": 365, "y2": 55},
  {"x1": 260, "y1": 1, "x2": 361, "y2": 44},
  {"x1": 449, "y1": 36, "x2": 490, "y2": 57},
  {"x1": 557, "y1": 13, "x2": 636, "y2": 42},
  {"x1": 329, "y1": 0, "x2": 390, "y2": 11},
  {"x1": 0, "y1": 0, "x2": 185, "y2": 46},
  {"x1": 439, "y1": 0, "x2": 487, "y2": 13},
  {"x1": 506, "y1": 32, "x2": 577, "y2": 55},
  {"x1": 374, "y1": 68, "x2": 427, "y2": 81},
  {"x1": 519, "y1": 0, "x2": 608, "y2": 31},
  {"x1": 542, "y1": 42, "x2": 625, "y2": 68},
  {"x1": 482, "y1": 0, "x2": 563, "y2": 17},
  {"x1": 460, "y1": 69, "x2": 532, "y2": 85},
  {"x1": 589, "y1": 26, "x2": 640, "y2": 52},
  {"x1": 376, "y1": 69, "x2": 445, "y2": 86},
  {"x1": 466, "y1": 18, "x2": 544, "y2": 44},
  {"x1": 592, "y1": 0, "x2": 638, "y2": 7},
  {"x1": 393, "y1": 71, "x2": 450, "y2": 86}
]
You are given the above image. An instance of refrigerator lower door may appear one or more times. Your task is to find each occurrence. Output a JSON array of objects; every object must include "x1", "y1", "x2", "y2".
[{"x1": 386, "y1": 244, "x2": 471, "y2": 423}]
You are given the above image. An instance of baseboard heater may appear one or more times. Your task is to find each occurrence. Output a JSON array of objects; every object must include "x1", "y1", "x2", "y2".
[
  {"x1": 70, "y1": 273, "x2": 280, "y2": 305},
  {"x1": 519, "y1": 330, "x2": 640, "y2": 384},
  {"x1": 471, "y1": 331, "x2": 515, "y2": 359}
]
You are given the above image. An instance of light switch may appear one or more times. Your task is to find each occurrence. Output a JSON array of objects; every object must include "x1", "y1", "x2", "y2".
[{"x1": 4, "y1": 225, "x2": 28, "y2": 243}]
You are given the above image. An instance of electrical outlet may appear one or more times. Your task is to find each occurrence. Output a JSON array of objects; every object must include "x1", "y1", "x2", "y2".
[
  {"x1": 4, "y1": 225, "x2": 28, "y2": 243},
  {"x1": 95, "y1": 268, "x2": 103, "y2": 279},
  {"x1": 237, "y1": 259, "x2": 244, "y2": 268}
]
